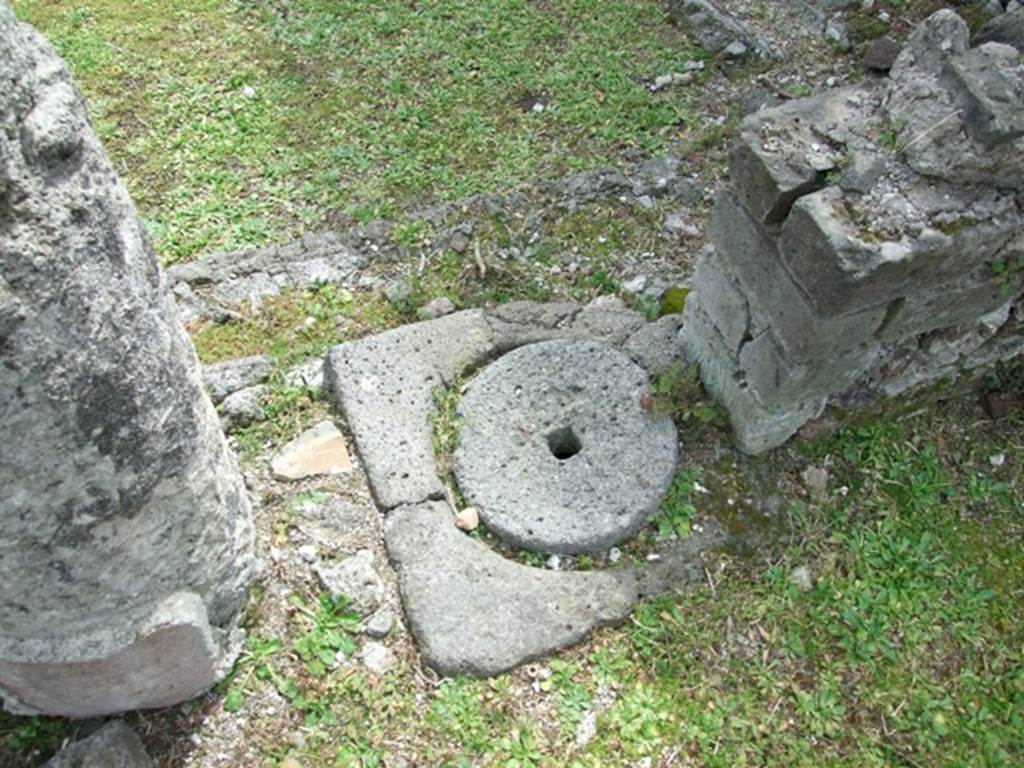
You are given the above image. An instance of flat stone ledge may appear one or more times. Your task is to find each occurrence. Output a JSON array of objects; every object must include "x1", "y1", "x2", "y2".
[
  {"x1": 384, "y1": 501, "x2": 637, "y2": 677},
  {"x1": 454, "y1": 339, "x2": 678, "y2": 554}
]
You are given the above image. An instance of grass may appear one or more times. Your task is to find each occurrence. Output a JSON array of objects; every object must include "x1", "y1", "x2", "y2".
[{"x1": 13, "y1": 0, "x2": 702, "y2": 264}]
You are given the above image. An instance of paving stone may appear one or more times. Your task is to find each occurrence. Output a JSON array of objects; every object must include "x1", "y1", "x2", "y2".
[
  {"x1": 622, "y1": 314, "x2": 685, "y2": 375},
  {"x1": 44, "y1": 721, "x2": 152, "y2": 768},
  {"x1": 314, "y1": 549, "x2": 385, "y2": 616},
  {"x1": 202, "y1": 355, "x2": 273, "y2": 403},
  {"x1": 324, "y1": 311, "x2": 497, "y2": 510},
  {"x1": 453, "y1": 340, "x2": 678, "y2": 554},
  {"x1": 271, "y1": 421, "x2": 353, "y2": 481},
  {"x1": 384, "y1": 501, "x2": 637, "y2": 677}
]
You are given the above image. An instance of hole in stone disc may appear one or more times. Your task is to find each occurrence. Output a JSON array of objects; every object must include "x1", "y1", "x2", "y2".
[{"x1": 546, "y1": 425, "x2": 582, "y2": 460}]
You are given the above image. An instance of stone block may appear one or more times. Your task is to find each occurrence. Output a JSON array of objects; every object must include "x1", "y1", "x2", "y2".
[
  {"x1": 679, "y1": 307, "x2": 826, "y2": 453},
  {"x1": 886, "y1": 10, "x2": 1024, "y2": 189},
  {"x1": 730, "y1": 82, "x2": 885, "y2": 224},
  {"x1": 779, "y1": 183, "x2": 1019, "y2": 316},
  {"x1": 947, "y1": 43, "x2": 1024, "y2": 148},
  {"x1": 709, "y1": 190, "x2": 887, "y2": 361}
]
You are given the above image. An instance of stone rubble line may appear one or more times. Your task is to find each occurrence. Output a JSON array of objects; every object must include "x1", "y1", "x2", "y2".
[
  {"x1": 166, "y1": 156, "x2": 705, "y2": 325},
  {"x1": 681, "y1": 9, "x2": 1024, "y2": 454},
  {"x1": 0, "y1": 3, "x2": 255, "y2": 719}
]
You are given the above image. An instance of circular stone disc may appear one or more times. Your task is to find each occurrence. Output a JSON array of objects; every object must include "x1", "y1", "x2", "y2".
[{"x1": 453, "y1": 339, "x2": 679, "y2": 554}]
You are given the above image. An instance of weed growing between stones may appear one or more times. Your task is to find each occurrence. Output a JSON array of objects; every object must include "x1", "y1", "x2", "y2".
[
  {"x1": 430, "y1": 377, "x2": 466, "y2": 508},
  {"x1": 645, "y1": 362, "x2": 728, "y2": 430},
  {"x1": 652, "y1": 468, "x2": 700, "y2": 541}
]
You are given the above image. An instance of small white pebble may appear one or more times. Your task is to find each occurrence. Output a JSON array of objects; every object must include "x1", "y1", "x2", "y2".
[
  {"x1": 532, "y1": 102, "x2": 545, "y2": 113},
  {"x1": 242, "y1": 85, "x2": 256, "y2": 100},
  {"x1": 694, "y1": 482, "x2": 710, "y2": 494},
  {"x1": 546, "y1": 554, "x2": 561, "y2": 570},
  {"x1": 989, "y1": 452, "x2": 1006, "y2": 468},
  {"x1": 646, "y1": 553, "x2": 661, "y2": 562},
  {"x1": 298, "y1": 544, "x2": 317, "y2": 563},
  {"x1": 608, "y1": 547, "x2": 622, "y2": 563}
]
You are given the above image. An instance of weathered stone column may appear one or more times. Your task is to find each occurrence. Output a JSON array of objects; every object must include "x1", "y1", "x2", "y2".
[
  {"x1": 681, "y1": 10, "x2": 1024, "y2": 453},
  {"x1": 0, "y1": 3, "x2": 255, "y2": 717}
]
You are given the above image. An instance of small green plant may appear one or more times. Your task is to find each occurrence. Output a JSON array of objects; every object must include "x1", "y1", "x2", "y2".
[
  {"x1": 220, "y1": 632, "x2": 284, "y2": 712},
  {"x1": 2, "y1": 715, "x2": 68, "y2": 757},
  {"x1": 991, "y1": 249, "x2": 1024, "y2": 296},
  {"x1": 430, "y1": 380, "x2": 466, "y2": 483},
  {"x1": 291, "y1": 593, "x2": 361, "y2": 677},
  {"x1": 644, "y1": 363, "x2": 726, "y2": 427},
  {"x1": 653, "y1": 468, "x2": 699, "y2": 540},
  {"x1": 877, "y1": 117, "x2": 908, "y2": 152}
]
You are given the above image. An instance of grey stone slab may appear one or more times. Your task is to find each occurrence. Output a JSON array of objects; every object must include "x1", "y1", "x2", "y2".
[
  {"x1": 948, "y1": 43, "x2": 1024, "y2": 148},
  {"x1": 324, "y1": 311, "x2": 497, "y2": 510},
  {"x1": 384, "y1": 501, "x2": 637, "y2": 677},
  {"x1": 730, "y1": 82, "x2": 886, "y2": 224},
  {"x1": 44, "y1": 721, "x2": 152, "y2": 768},
  {"x1": 202, "y1": 355, "x2": 273, "y2": 403},
  {"x1": 623, "y1": 314, "x2": 685, "y2": 375},
  {"x1": 453, "y1": 340, "x2": 678, "y2": 554},
  {"x1": 0, "y1": 7, "x2": 253, "y2": 717}
]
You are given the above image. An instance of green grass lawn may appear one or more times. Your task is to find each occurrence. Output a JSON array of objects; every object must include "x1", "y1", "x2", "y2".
[{"x1": 13, "y1": 0, "x2": 702, "y2": 264}]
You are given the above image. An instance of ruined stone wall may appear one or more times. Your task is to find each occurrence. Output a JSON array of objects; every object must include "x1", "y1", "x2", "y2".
[
  {"x1": 0, "y1": 3, "x2": 254, "y2": 716},
  {"x1": 681, "y1": 10, "x2": 1024, "y2": 453}
]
